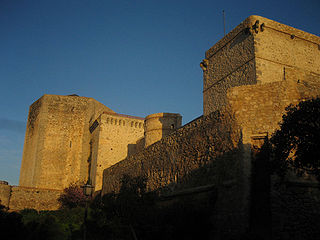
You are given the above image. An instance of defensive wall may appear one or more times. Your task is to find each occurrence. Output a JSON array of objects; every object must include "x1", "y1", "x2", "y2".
[
  {"x1": 0, "y1": 181, "x2": 61, "y2": 211},
  {"x1": 102, "y1": 16, "x2": 320, "y2": 239},
  {"x1": 102, "y1": 109, "x2": 250, "y2": 237}
]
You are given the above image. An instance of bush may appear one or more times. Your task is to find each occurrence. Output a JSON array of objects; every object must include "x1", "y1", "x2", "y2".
[{"x1": 58, "y1": 183, "x2": 88, "y2": 209}]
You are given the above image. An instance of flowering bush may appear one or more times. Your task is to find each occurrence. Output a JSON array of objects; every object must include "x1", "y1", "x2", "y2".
[{"x1": 58, "y1": 184, "x2": 88, "y2": 209}]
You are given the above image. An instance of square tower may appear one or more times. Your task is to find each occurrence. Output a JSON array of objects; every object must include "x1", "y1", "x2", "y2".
[{"x1": 203, "y1": 15, "x2": 320, "y2": 115}]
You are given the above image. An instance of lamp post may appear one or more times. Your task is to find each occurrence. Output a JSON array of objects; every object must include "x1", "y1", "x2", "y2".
[{"x1": 81, "y1": 181, "x2": 94, "y2": 240}]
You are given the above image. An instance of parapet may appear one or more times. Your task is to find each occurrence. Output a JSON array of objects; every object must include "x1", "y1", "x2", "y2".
[{"x1": 144, "y1": 113, "x2": 182, "y2": 147}]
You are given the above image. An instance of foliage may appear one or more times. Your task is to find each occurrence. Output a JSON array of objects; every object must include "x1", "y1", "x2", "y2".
[
  {"x1": 0, "y1": 206, "x2": 26, "y2": 240},
  {"x1": 270, "y1": 98, "x2": 320, "y2": 180},
  {"x1": 58, "y1": 183, "x2": 88, "y2": 209},
  {"x1": 1, "y1": 175, "x2": 215, "y2": 240},
  {"x1": 20, "y1": 207, "x2": 85, "y2": 240}
]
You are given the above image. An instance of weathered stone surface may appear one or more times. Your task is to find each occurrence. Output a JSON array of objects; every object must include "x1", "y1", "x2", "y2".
[
  {"x1": 20, "y1": 94, "x2": 115, "y2": 190},
  {"x1": 203, "y1": 15, "x2": 320, "y2": 115},
  {"x1": 102, "y1": 109, "x2": 250, "y2": 237},
  {"x1": 271, "y1": 181, "x2": 320, "y2": 240},
  {"x1": 9, "y1": 186, "x2": 61, "y2": 211},
  {"x1": 90, "y1": 112, "x2": 145, "y2": 190},
  {"x1": 144, "y1": 112, "x2": 182, "y2": 147},
  {"x1": 0, "y1": 181, "x2": 11, "y2": 208},
  {"x1": 0, "y1": 183, "x2": 61, "y2": 211}
]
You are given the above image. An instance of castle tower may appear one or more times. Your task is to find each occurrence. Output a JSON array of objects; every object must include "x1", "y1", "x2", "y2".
[
  {"x1": 19, "y1": 94, "x2": 114, "y2": 190},
  {"x1": 144, "y1": 113, "x2": 182, "y2": 147},
  {"x1": 202, "y1": 15, "x2": 320, "y2": 115},
  {"x1": 89, "y1": 112, "x2": 145, "y2": 191}
]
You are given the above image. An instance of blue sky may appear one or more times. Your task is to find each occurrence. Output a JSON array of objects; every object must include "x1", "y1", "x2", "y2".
[{"x1": 0, "y1": 0, "x2": 319, "y2": 185}]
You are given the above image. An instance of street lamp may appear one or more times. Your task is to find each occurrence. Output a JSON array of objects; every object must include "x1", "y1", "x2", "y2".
[
  {"x1": 81, "y1": 181, "x2": 94, "y2": 240},
  {"x1": 82, "y1": 181, "x2": 94, "y2": 197}
]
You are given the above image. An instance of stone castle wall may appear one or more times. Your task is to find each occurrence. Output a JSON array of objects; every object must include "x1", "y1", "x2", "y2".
[
  {"x1": 8, "y1": 186, "x2": 61, "y2": 211},
  {"x1": 228, "y1": 80, "x2": 320, "y2": 144},
  {"x1": 0, "y1": 181, "x2": 61, "y2": 211},
  {"x1": 20, "y1": 94, "x2": 114, "y2": 190},
  {"x1": 254, "y1": 16, "x2": 320, "y2": 85},
  {"x1": 271, "y1": 181, "x2": 320, "y2": 240},
  {"x1": 90, "y1": 112, "x2": 145, "y2": 190},
  {"x1": 102, "y1": 109, "x2": 251, "y2": 237},
  {"x1": 203, "y1": 16, "x2": 257, "y2": 115},
  {"x1": 0, "y1": 181, "x2": 11, "y2": 208}
]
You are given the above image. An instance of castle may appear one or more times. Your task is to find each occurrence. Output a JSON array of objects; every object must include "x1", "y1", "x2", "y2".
[
  {"x1": 19, "y1": 95, "x2": 182, "y2": 191},
  {"x1": 1, "y1": 15, "x2": 320, "y2": 238}
]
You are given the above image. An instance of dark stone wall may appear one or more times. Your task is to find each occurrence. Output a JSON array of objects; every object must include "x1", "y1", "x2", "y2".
[
  {"x1": 102, "y1": 109, "x2": 251, "y2": 238},
  {"x1": 271, "y1": 181, "x2": 320, "y2": 240}
]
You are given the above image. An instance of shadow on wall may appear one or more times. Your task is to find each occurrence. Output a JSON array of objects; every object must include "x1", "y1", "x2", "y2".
[
  {"x1": 104, "y1": 132, "x2": 252, "y2": 239},
  {"x1": 101, "y1": 138, "x2": 320, "y2": 240},
  {"x1": 127, "y1": 144, "x2": 136, "y2": 157}
]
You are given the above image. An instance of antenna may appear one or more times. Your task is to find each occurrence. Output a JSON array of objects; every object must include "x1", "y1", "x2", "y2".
[{"x1": 223, "y1": 10, "x2": 226, "y2": 36}]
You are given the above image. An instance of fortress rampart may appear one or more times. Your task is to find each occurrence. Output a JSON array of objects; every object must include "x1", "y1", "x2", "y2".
[
  {"x1": 102, "y1": 109, "x2": 249, "y2": 236},
  {"x1": 0, "y1": 181, "x2": 61, "y2": 211}
]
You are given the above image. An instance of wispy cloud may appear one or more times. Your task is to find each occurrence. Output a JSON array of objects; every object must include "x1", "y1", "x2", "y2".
[{"x1": 0, "y1": 118, "x2": 26, "y2": 133}]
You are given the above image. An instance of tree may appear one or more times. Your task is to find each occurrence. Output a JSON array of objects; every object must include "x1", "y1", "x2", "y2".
[
  {"x1": 270, "y1": 98, "x2": 320, "y2": 180},
  {"x1": 58, "y1": 184, "x2": 88, "y2": 209}
]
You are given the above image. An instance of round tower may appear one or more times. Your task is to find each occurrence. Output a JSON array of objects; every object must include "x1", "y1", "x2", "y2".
[{"x1": 144, "y1": 113, "x2": 182, "y2": 148}]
